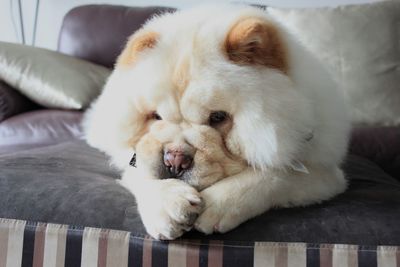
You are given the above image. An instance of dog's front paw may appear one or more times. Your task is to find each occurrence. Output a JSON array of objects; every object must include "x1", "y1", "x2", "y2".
[
  {"x1": 139, "y1": 179, "x2": 203, "y2": 240},
  {"x1": 194, "y1": 188, "x2": 243, "y2": 235}
]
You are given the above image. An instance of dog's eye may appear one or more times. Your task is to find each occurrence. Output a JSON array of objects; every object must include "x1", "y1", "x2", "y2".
[
  {"x1": 150, "y1": 112, "x2": 162, "y2": 120},
  {"x1": 209, "y1": 111, "x2": 229, "y2": 126}
]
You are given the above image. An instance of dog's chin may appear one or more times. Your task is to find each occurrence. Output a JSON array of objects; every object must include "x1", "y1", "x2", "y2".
[
  {"x1": 153, "y1": 155, "x2": 235, "y2": 191},
  {"x1": 156, "y1": 167, "x2": 220, "y2": 191}
]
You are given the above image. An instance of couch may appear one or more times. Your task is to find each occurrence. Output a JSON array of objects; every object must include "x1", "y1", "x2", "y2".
[{"x1": 0, "y1": 4, "x2": 399, "y2": 267}]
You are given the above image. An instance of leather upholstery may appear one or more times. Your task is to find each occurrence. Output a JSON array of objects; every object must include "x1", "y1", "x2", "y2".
[
  {"x1": 1, "y1": 141, "x2": 399, "y2": 245},
  {"x1": 0, "y1": 81, "x2": 39, "y2": 122},
  {"x1": 350, "y1": 126, "x2": 400, "y2": 179},
  {"x1": 57, "y1": 5, "x2": 176, "y2": 68}
]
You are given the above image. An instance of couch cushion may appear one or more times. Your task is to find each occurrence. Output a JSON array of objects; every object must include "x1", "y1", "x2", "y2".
[
  {"x1": 0, "y1": 110, "x2": 83, "y2": 154},
  {"x1": 268, "y1": 1, "x2": 400, "y2": 125},
  {"x1": 0, "y1": 41, "x2": 110, "y2": 109},
  {"x1": 0, "y1": 140, "x2": 399, "y2": 245},
  {"x1": 2, "y1": 217, "x2": 397, "y2": 267}
]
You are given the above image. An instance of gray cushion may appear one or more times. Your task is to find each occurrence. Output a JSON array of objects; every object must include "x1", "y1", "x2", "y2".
[{"x1": 0, "y1": 141, "x2": 399, "y2": 245}]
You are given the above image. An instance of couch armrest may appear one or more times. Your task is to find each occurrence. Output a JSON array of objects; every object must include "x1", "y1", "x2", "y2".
[
  {"x1": 58, "y1": 5, "x2": 176, "y2": 68},
  {"x1": 0, "y1": 110, "x2": 83, "y2": 154},
  {"x1": 349, "y1": 126, "x2": 400, "y2": 179}
]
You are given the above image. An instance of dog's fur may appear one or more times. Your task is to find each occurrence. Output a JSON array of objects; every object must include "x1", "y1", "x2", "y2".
[{"x1": 84, "y1": 5, "x2": 350, "y2": 240}]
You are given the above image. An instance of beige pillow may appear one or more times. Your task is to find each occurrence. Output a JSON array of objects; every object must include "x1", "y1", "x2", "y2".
[
  {"x1": 0, "y1": 41, "x2": 110, "y2": 109},
  {"x1": 268, "y1": 0, "x2": 400, "y2": 125}
]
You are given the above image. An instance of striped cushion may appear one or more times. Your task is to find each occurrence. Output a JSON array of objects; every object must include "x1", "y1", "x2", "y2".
[{"x1": 0, "y1": 218, "x2": 398, "y2": 267}]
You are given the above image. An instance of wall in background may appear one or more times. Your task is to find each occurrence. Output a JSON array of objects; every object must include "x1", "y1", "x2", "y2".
[{"x1": 1, "y1": 0, "x2": 380, "y2": 51}]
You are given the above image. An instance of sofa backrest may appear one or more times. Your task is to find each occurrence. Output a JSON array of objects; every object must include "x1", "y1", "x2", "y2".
[{"x1": 57, "y1": 5, "x2": 176, "y2": 69}]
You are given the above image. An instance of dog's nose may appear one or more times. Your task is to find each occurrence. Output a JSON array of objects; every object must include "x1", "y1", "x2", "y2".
[{"x1": 163, "y1": 150, "x2": 193, "y2": 177}]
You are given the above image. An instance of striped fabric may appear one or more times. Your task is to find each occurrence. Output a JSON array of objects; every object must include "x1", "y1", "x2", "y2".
[{"x1": 0, "y1": 218, "x2": 399, "y2": 267}]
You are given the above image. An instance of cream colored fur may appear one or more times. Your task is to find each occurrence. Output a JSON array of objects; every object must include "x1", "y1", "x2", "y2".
[{"x1": 84, "y1": 4, "x2": 350, "y2": 240}]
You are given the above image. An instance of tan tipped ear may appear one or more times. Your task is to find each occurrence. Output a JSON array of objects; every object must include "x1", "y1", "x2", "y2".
[
  {"x1": 224, "y1": 18, "x2": 288, "y2": 73},
  {"x1": 116, "y1": 31, "x2": 159, "y2": 68}
]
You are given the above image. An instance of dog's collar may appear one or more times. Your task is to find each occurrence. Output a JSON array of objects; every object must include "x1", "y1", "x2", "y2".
[
  {"x1": 129, "y1": 153, "x2": 137, "y2": 167},
  {"x1": 289, "y1": 160, "x2": 309, "y2": 174}
]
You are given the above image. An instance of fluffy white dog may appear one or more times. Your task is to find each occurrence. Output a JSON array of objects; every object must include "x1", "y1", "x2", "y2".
[{"x1": 84, "y1": 4, "x2": 350, "y2": 240}]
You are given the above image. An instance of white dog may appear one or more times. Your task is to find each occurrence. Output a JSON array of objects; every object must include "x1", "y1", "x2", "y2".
[{"x1": 84, "y1": 4, "x2": 350, "y2": 240}]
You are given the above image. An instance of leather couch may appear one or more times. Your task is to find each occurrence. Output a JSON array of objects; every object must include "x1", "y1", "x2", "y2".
[{"x1": 0, "y1": 5, "x2": 399, "y2": 266}]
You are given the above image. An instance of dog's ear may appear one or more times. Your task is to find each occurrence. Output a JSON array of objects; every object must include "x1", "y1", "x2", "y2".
[
  {"x1": 116, "y1": 31, "x2": 159, "y2": 68},
  {"x1": 224, "y1": 18, "x2": 287, "y2": 73}
]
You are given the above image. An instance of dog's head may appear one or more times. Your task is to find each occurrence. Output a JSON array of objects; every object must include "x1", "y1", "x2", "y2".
[{"x1": 84, "y1": 5, "x2": 315, "y2": 190}]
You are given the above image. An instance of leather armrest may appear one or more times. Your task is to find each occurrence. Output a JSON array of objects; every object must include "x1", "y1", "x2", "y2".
[
  {"x1": 0, "y1": 109, "x2": 83, "y2": 154},
  {"x1": 349, "y1": 126, "x2": 400, "y2": 179},
  {"x1": 58, "y1": 5, "x2": 176, "y2": 68}
]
